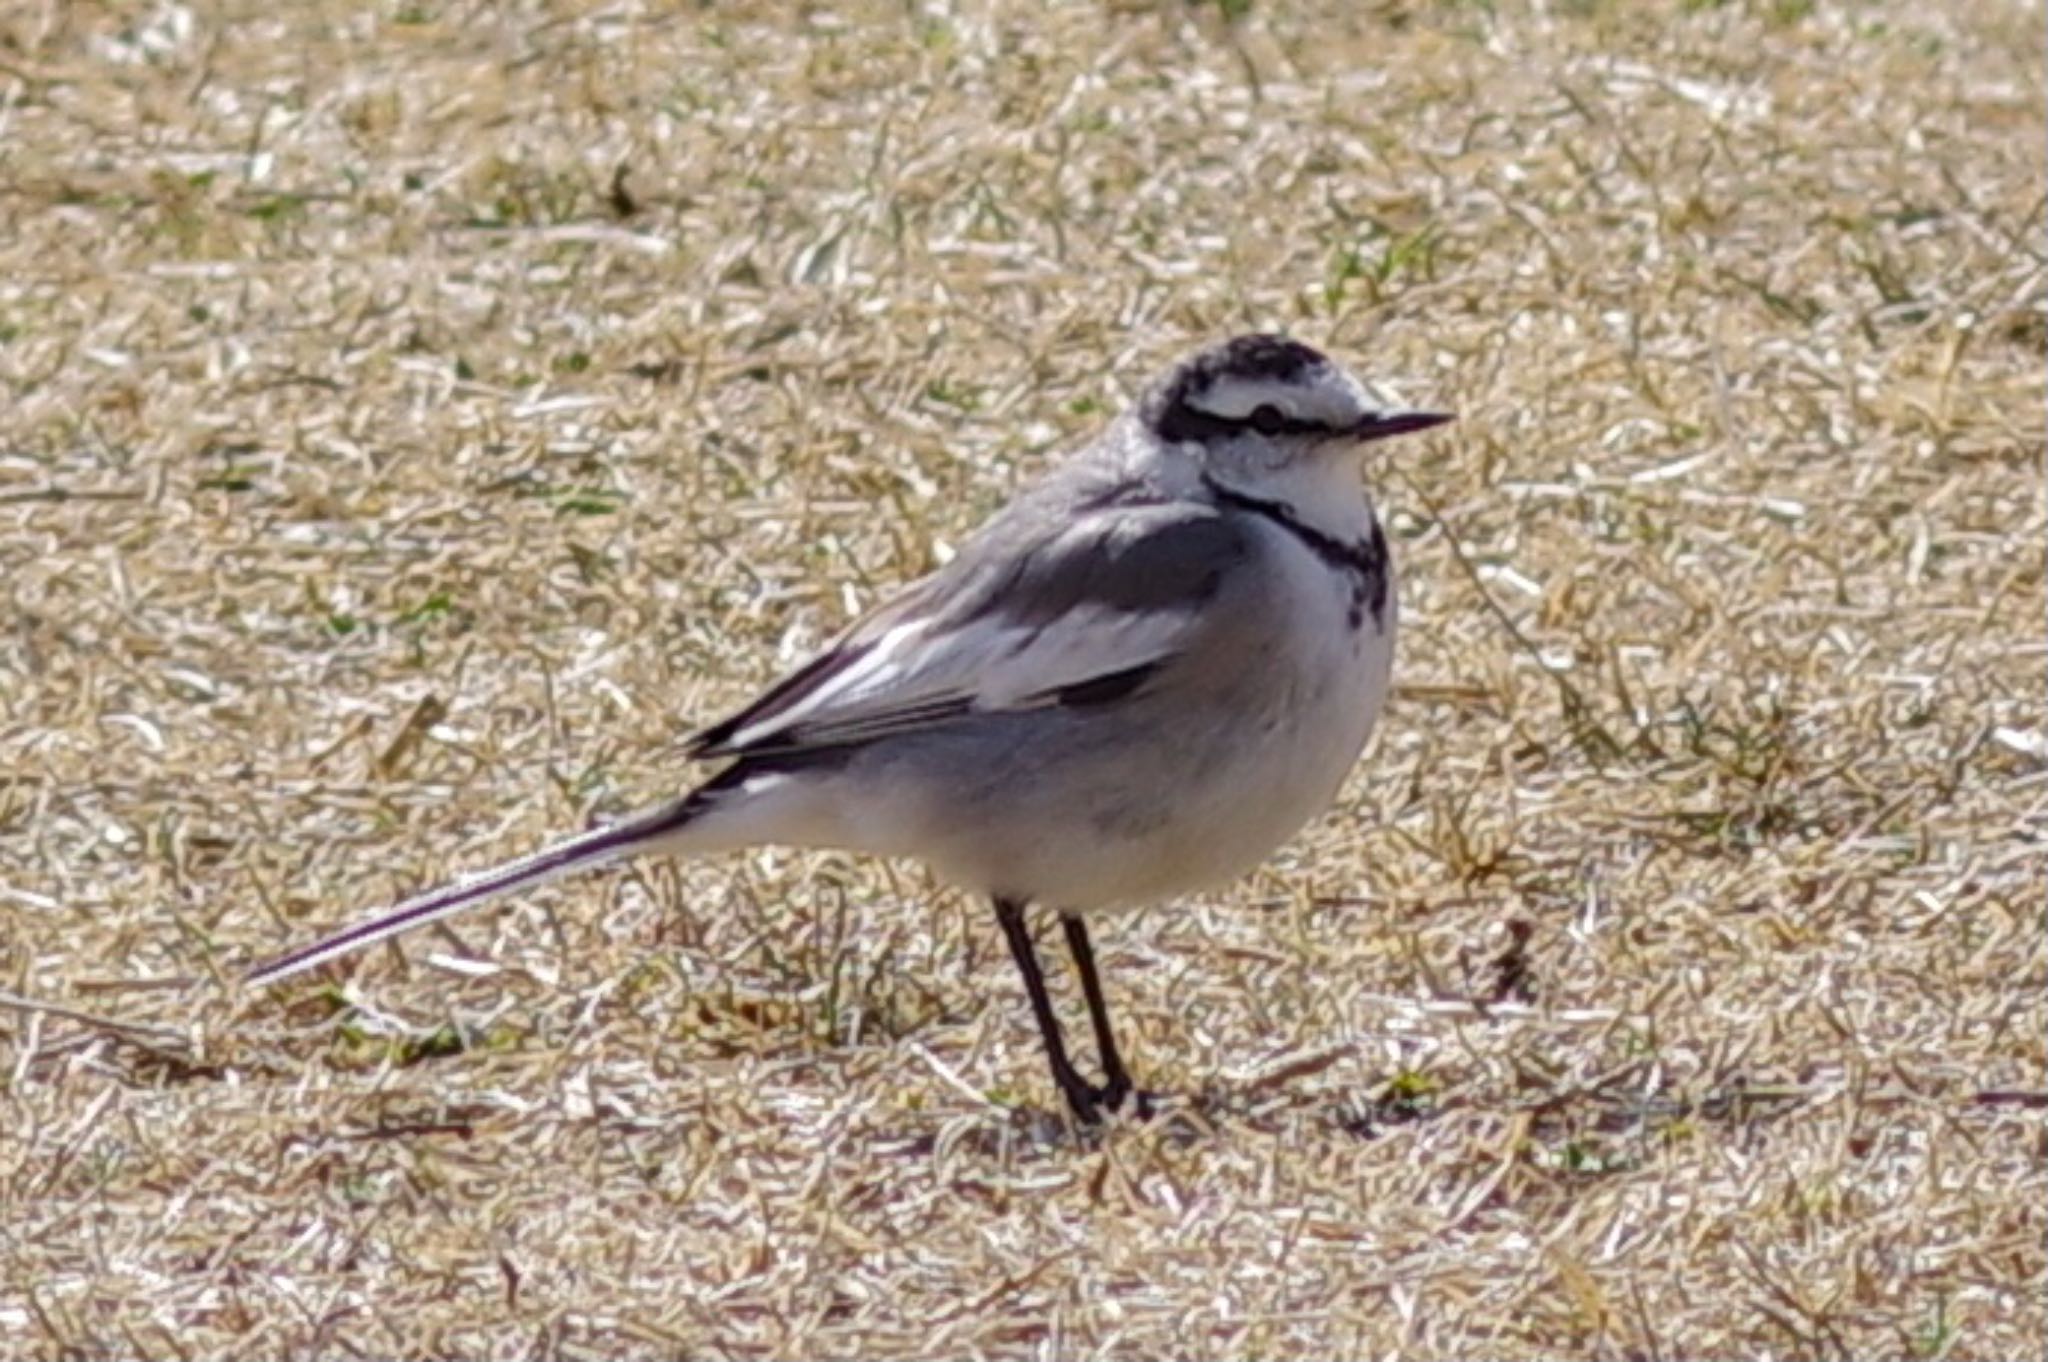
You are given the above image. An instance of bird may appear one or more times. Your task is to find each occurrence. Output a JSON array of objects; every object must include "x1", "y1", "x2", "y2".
[{"x1": 247, "y1": 333, "x2": 1452, "y2": 1124}]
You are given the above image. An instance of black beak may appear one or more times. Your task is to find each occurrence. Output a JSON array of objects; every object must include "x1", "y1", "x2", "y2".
[{"x1": 1351, "y1": 410, "x2": 1454, "y2": 443}]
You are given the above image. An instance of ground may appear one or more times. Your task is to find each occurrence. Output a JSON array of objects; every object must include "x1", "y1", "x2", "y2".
[{"x1": 1, "y1": 0, "x2": 2042, "y2": 1357}]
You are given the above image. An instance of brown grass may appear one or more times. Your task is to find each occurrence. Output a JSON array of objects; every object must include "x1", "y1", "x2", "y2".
[{"x1": 2, "y1": 0, "x2": 2043, "y2": 1356}]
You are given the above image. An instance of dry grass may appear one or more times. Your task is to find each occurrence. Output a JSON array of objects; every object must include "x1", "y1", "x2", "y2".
[{"x1": 2, "y1": 0, "x2": 2043, "y2": 1356}]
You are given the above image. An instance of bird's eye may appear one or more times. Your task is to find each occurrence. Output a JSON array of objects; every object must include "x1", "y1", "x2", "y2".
[{"x1": 1248, "y1": 403, "x2": 1288, "y2": 435}]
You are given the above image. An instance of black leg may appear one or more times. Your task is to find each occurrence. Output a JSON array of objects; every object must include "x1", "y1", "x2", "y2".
[
  {"x1": 1061, "y1": 915, "x2": 1134, "y2": 1112},
  {"x1": 992, "y1": 897, "x2": 1101, "y2": 1124}
]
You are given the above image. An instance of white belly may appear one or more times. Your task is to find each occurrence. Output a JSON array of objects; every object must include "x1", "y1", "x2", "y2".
[
  {"x1": 946, "y1": 527, "x2": 1397, "y2": 911},
  {"x1": 1065, "y1": 545, "x2": 1394, "y2": 909}
]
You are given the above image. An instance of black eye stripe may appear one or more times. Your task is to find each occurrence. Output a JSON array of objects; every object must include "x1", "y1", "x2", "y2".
[{"x1": 1155, "y1": 398, "x2": 1331, "y2": 443}]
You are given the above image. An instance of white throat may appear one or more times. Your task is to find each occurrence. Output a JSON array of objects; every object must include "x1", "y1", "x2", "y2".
[{"x1": 1202, "y1": 447, "x2": 1378, "y2": 543}]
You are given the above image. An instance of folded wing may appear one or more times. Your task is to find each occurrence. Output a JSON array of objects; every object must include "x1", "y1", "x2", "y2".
[{"x1": 688, "y1": 502, "x2": 1253, "y2": 761}]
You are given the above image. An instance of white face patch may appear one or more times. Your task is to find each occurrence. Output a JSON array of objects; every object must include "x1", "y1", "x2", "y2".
[{"x1": 1187, "y1": 368, "x2": 1368, "y2": 431}]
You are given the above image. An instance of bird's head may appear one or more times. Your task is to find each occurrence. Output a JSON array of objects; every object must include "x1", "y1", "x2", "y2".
[{"x1": 1142, "y1": 334, "x2": 1451, "y2": 472}]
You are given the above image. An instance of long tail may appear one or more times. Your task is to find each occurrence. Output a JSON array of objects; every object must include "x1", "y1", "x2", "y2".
[{"x1": 244, "y1": 794, "x2": 708, "y2": 986}]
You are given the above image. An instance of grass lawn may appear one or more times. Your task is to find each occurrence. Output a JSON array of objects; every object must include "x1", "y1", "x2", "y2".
[{"x1": 1, "y1": 0, "x2": 2042, "y2": 1356}]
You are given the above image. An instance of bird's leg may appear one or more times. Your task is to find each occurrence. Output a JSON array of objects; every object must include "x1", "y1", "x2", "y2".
[
  {"x1": 1060, "y1": 914, "x2": 1137, "y2": 1113},
  {"x1": 992, "y1": 897, "x2": 1101, "y2": 1124}
]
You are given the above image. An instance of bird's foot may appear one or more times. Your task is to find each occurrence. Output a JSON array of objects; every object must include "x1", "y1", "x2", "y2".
[{"x1": 1060, "y1": 1076, "x2": 1157, "y2": 1125}]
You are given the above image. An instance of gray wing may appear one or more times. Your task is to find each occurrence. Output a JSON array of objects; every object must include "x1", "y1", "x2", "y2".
[{"x1": 687, "y1": 500, "x2": 1255, "y2": 761}]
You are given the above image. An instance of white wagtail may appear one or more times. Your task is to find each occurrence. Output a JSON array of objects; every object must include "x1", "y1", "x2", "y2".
[{"x1": 249, "y1": 334, "x2": 1451, "y2": 1123}]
